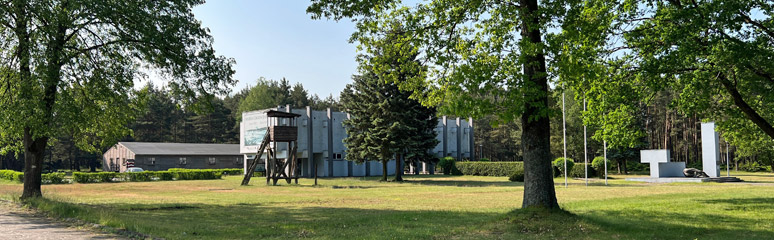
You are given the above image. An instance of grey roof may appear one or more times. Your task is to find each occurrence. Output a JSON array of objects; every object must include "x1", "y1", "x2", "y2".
[{"x1": 119, "y1": 142, "x2": 240, "y2": 156}]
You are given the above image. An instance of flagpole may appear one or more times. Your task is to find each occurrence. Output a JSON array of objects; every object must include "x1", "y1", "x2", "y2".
[
  {"x1": 584, "y1": 98, "x2": 588, "y2": 187},
  {"x1": 562, "y1": 89, "x2": 568, "y2": 188},
  {"x1": 604, "y1": 140, "x2": 608, "y2": 185}
]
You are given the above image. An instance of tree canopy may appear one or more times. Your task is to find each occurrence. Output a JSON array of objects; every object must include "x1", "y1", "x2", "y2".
[{"x1": 0, "y1": 0, "x2": 235, "y2": 198}]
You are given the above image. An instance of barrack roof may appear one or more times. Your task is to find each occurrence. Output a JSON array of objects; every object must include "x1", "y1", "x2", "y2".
[{"x1": 118, "y1": 142, "x2": 240, "y2": 156}]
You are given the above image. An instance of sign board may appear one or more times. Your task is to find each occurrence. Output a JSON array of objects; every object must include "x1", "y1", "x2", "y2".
[{"x1": 240, "y1": 109, "x2": 271, "y2": 154}]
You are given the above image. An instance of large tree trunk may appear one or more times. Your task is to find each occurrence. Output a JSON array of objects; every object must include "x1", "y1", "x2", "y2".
[
  {"x1": 21, "y1": 129, "x2": 47, "y2": 199},
  {"x1": 393, "y1": 154, "x2": 403, "y2": 182},
  {"x1": 381, "y1": 160, "x2": 388, "y2": 181},
  {"x1": 519, "y1": 0, "x2": 558, "y2": 209}
]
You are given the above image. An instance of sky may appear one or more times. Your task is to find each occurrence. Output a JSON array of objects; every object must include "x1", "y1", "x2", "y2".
[{"x1": 189, "y1": 1, "x2": 359, "y2": 98}]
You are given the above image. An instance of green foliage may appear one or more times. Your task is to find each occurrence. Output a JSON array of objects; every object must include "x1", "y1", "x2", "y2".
[
  {"x1": 0, "y1": 170, "x2": 23, "y2": 182},
  {"x1": 170, "y1": 169, "x2": 223, "y2": 180},
  {"x1": 478, "y1": 158, "x2": 490, "y2": 162},
  {"x1": 568, "y1": 164, "x2": 595, "y2": 178},
  {"x1": 0, "y1": 0, "x2": 236, "y2": 198},
  {"x1": 168, "y1": 168, "x2": 242, "y2": 176},
  {"x1": 739, "y1": 162, "x2": 768, "y2": 172},
  {"x1": 308, "y1": 0, "x2": 563, "y2": 207},
  {"x1": 552, "y1": 158, "x2": 575, "y2": 175},
  {"x1": 591, "y1": 157, "x2": 609, "y2": 171},
  {"x1": 0, "y1": 170, "x2": 65, "y2": 184},
  {"x1": 72, "y1": 169, "x2": 228, "y2": 183},
  {"x1": 42, "y1": 172, "x2": 66, "y2": 184},
  {"x1": 456, "y1": 162, "x2": 524, "y2": 177},
  {"x1": 508, "y1": 168, "x2": 525, "y2": 182},
  {"x1": 340, "y1": 30, "x2": 438, "y2": 182},
  {"x1": 626, "y1": 161, "x2": 648, "y2": 172},
  {"x1": 438, "y1": 157, "x2": 461, "y2": 175},
  {"x1": 72, "y1": 172, "x2": 117, "y2": 183}
]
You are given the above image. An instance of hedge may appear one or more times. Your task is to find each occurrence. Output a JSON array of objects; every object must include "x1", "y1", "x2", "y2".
[
  {"x1": 456, "y1": 162, "x2": 524, "y2": 177},
  {"x1": 508, "y1": 167, "x2": 525, "y2": 182},
  {"x1": 168, "y1": 168, "x2": 243, "y2": 175},
  {"x1": 0, "y1": 170, "x2": 24, "y2": 182},
  {"x1": 1, "y1": 170, "x2": 66, "y2": 184},
  {"x1": 569, "y1": 164, "x2": 597, "y2": 178},
  {"x1": 438, "y1": 157, "x2": 463, "y2": 175},
  {"x1": 73, "y1": 169, "x2": 227, "y2": 183}
]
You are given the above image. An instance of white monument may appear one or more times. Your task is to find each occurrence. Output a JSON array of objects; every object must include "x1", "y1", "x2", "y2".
[
  {"x1": 701, "y1": 122, "x2": 720, "y2": 177},
  {"x1": 640, "y1": 149, "x2": 685, "y2": 178}
]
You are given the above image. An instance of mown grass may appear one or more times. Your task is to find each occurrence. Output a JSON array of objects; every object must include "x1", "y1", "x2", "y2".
[{"x1": 1, "y1": 172, "x2": 773, "y2": 239}]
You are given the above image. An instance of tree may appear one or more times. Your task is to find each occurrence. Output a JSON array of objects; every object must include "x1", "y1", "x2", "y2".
[
  {"x1": 310, "y1": 94, "x2": 342, "y2": 111},
  {"x1": 237, "y1": 78, "x2": 285, "y2": 117},
  {"x1": 562, "y1": 1, "x2": 774, "y2": 167},
  {"x1": 309, "y1": 0, "x2": 563, "y2": 208},
  {"x1": 341, "y1": 73, "x2": 437, "y2": 182},
  {"x1": 0, "y1": 0, "x2": 235, "y2": 199},
  {"x1": 341, "y1": 27, "x2": 437, "y2": 182},
  {"x1": 289, "y1": 83, "x2": 311, "y2": 107},
  {"x1": 131, "y1": 84, "x2": 179, "y2": 143}
]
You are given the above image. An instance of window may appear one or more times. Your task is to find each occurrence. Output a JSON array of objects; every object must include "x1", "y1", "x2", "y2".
[
  {"x1": 333, "y1": 153, "x2": 343, "y2": 160},
  {"x1": 179, "y1": 157, "x2": 187, "y2": 165},
  {"x1": 122, "y1": 158, "x2": 126, "y2": 166},
  {"x1": 208, "y1": 157, "x2": 217, "y2": 165},
  {"x1": 147, "y1": 157, "x2": 156, "y2": 166},
  {"x1": 235, "y1": 157, "x2": 243, "y2": 165}
]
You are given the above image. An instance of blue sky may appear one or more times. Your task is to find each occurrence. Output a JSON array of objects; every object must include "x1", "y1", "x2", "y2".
[{"x1": 191, "y1": 1, "x2": 359, "y2": 98}]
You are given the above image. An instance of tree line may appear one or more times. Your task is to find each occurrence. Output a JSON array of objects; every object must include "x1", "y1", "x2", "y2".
[{"x1": 0, "y1": 78, "x2": 340, "y2": 173}]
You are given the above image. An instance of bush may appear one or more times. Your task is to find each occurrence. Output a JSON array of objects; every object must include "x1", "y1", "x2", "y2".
[
  {"x1": 220, "y1": 168, "x2": 243, "y2": 175},
  {"x1": 438, "y1": 157, "x2": 462, "y2": 175},
  {"x1": 0, "y1": 170, "x2": 24, "y2": 182},
  {"x1": 568, "y1": 164, "x2": 597, "y2": 178},
  {"x1": 739, "y1": 161, "x2": 767, "y2": 172},
  {"x1": 508, "y1": 167, "x2": 525, "y2": 182},
  {"x1": 1, "y1": 170, "x2": 67, "y2": 184},
  {"x1": 592, "y1": 156, "x2": 610, "y2": 170},
  {"x1": 74, "y1": 169, "x2": 224, "y2": 183},
  {"x1": 626, "y1": 161, "x2": 648, "y2": 172},
  {"x1": 172, "y1": 169, "x2": 223, "y2": 180},
  {"x1": 456, "y1": 162, "x2": 524, "y2": 176},
  {"x1": 478, "y1": 158, "x2": 490, "y2": 162},
  {"x1": 42, "y1": 172, "x2": 66, "y2": 184},
  {"x1": 552, "y1": 157, "x2": 575, "y2": 175},
  {"x1": 73, "y1": 172, "x2": 117, "y2": 183}
]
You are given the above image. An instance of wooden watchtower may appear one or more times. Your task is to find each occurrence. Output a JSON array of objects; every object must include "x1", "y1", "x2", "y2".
[{"x1": 241, "y1": 110, "x2": 301, "y2": 186}]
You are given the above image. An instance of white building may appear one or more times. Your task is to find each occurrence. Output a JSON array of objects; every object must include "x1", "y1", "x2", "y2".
[{"x1": 241, "y1": 105, "x2": 474, "y2": 177}]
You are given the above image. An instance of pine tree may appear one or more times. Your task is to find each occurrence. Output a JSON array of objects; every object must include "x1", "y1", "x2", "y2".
[{"x1": 341, "y1": 29, "x2": 437, "y2": 182}]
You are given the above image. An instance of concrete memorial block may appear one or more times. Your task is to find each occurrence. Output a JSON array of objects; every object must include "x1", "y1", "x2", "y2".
[
  {"x1": 640, "y1": 150, "x2": 685, "y2": 178},
  {"x1": 701, "y1": 122, "x2": 720, "y2": 178}
]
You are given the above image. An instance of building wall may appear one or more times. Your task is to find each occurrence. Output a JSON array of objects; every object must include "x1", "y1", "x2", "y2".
[
  {"x1": 102, "y1": 144, "x2": 136, "y2": 172},
  {"x1": 133, "y1": 155, "x2": 243, "y2": 171},
  {"x1": 246, "y1": 106, "x2": 472, "y2": 177}
]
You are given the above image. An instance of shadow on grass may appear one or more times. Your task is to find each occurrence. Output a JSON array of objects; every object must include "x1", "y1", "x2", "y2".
[
  {"x1": 698, "y1": 197, "x2": 774, "y2": 211},
  {"x1": 405, "y1": 179, "x2": 523, "y2": 187},
  {"x1": 20, "y1": 195, "x2": 774, "y2": 240}
]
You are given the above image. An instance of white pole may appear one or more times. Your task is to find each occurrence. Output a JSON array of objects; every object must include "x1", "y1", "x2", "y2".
[
  {"x1": 604, "y1": 140, "x2": 608, "y2": 185},
  {"x1": 563, "y1": 90, "x2": 568, "y2": 188},
  {"x1": 726, "y1": 142, "x2": 730, "y2": 177},
  {"x1": 584, "y1": 98, "x2": 588, "y2": 187}
]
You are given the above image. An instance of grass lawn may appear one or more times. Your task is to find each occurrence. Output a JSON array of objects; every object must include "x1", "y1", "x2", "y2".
[{"x1": 1, "y1": 172, "x2": 773, "y2": 239}]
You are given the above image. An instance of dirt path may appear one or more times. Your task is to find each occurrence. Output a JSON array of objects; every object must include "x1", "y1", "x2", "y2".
[{"x1": 0, "y1": 202, "x2": 121, "y2": 240}]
